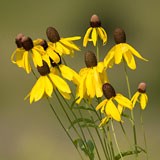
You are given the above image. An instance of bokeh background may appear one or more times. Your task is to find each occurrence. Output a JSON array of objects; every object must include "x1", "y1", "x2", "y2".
[{"x1": 0, "y1": 0, "x2": 159, "y2": 159}]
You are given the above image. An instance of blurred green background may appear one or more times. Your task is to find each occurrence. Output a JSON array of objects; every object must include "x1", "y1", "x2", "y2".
[{"x1": 0, "y1": 0, "x2": 159, "y2": 159}]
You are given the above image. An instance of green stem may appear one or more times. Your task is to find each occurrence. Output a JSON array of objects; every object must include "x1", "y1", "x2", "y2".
[
  {"x1": 46, "y1": 97, "x2": 84, "y2": 160},
  {"x1": 140, "y1": 110, "x2": 148, "y2": 160},
  {"x1": 111, "y1": 120, "x2": 124, "y2": 160},
  {"x1": 96, "y1": 42, "x2": 100, "y2": 62},
  {"x1": 123, "y1": 61, "x2": 138, "y2": 158}
]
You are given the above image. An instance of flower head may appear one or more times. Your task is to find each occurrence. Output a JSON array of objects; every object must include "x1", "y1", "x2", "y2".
[
  {"x1": 11, "y1": 34, "x2": 47, "y2": 73},
  {"x1": 46, "y1": 27, "x2": 81, "y2": 56},
  {"x1": 83, "y1": 14, "x2": 107, "y2": 47},
  {"x1": 96, "y1": 83, "x2": 132, "y2": 126},
  {"x1": 25, "y1": 61, "x2": 71, "y2": 103},
  {"x1": 76, "y1": 51, "x2": 108, "y2": 103},
  {"x1": 104, "y1": 28, "x2": 148, "y2": 70},
  {"x1": 131, "y1": 82, "x2": 148, "y2": 110}
]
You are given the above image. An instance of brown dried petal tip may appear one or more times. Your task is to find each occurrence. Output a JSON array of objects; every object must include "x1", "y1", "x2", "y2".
[
  {"x1": 114, "y1": 28, "x2": 126, "y2": 44},
  {"x1": 90, "y1": 14, "x2": 101, "y2": 27},
  {"x1": 15, "y1": 33, "x2": 25, "y2": 48},
  {"x1": 102, "y1": 83, "x2": 116, "y2": 99},
  {"x1": 40, "y1": 39, "x2": 48, "y2": 50},
  {"x1": 21, "y1": 36, "x2": 33, "y2": 51},
  {"x1": 85, "y1": 51, "x2": 97, "y2": 68},
  {"x1": 46, "y1": 27, "x2": 60, "y2": 43},
  {"x1": 37, "y1": 61, "x2": 50, "y2": 76},
  {"x1": 138, "y1": 82, "x2": 146, "y2": 93}
]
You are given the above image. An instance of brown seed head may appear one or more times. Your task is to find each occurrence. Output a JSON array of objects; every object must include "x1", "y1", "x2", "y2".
[
  {"x1": 114, "y1": 28, "x2": 126, "y2": 44},
  {"x1": 21, "y1": 36, "x2": 33, "y2": 51},
  {"x1": 138, "y1": 82, "x2": 146, "y2": 93},
  {"x1": 40, "y1": 39, "x2": 48, "y2": 50},
  {"x1": 90, "y1": 14, "x2": 101, "y2": 27},
  {"x1": 15, "y1": 33, "x2": 25, "y2": 48},
  {"x1": 85, "y1": 51, "x2": 97, "y2": 68},
  {"x1": 37, "y1": 61, "x2": 50, "y2": 76},
  {"x1": 46, "y1": 27, "x2": 60, "y2": 43},
  {"x1": 102, "y1": 83, "x2": 116, "y2": 99}
]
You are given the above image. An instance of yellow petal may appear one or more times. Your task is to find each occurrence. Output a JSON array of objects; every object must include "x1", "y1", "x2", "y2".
[
  {"x1": 140, "y1": 93, "x2": 148, "y2": 110},
  {"x1": 123, "y1": 51, "x2": 136, "y2": 70},
  {"x1": 115, "y1": 94, "x2": 133, "y2": 110},
  {"x1": 99, "y1": 117, "x2": 109, "y2": 127},
  {"x1": 97, "y1": 27, "x2": 107, "y2": 45},
  {"x1": 31, "y1": 49, "x2": 43, "y2": 67},
  {"x1": 96, "y1": 99, "x2": 108, "y2": 110},
  {"x1": 131, "y1": 92, "x2": 140, "y2": 108},
  {"x1": 44, "y1": 76, "x2": 53, "y2": 97},
  {"x1": 59, "y1": 90, "x2": 71, "y2": 100},
  {"x1": 105, "y1": 99, "x2": 121, "y2": 121},
  {"x1": 86, "y1": 69, "x2": 95, "y2": 98},
  {"x1": 83, "y1": 27, "x2": 92, "y2": 47},
  {"x1": 55, "y1": 42, "x2": 71, "y2": 55},
  {"x1": 49, "y1": 73, "x2": 71, "y2": 93},
  {"x1": 47, "y1": 48, "x2": 60, "y2": 64},
  {"x1": 114, "y1": 44, "x2": 124, "y2": 64},
  {"x1": 91, "y1": 28, "x2": 97, "y2": 46},
  {"x1": 29, "y1": 77, "x2": 45, "y2": 103},
  {"x1": 126, "y1": 44, "x2": 148, "y2": 61},
  {"x1": 64, "y1": 36, "x2": 81, "y2": 41},
  {"x1": 104, "y1": 49, "x2": 115, "y2": 68},
  {"x1": 23, "y1": 51, "x2": 31, "y2": 74}
]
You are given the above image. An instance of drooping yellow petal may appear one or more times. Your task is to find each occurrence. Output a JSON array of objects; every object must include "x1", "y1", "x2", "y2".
[
  {"x1": 58, "y1": 90, "x2": 71, "y2": 100},
  {"x1": 140, "y1": 93, "x2": 148, "y2": 110},
  {"x1": 23, "y1": 51, "x2": 31, "y2": 74},
  {"x1": 115, "y1": 94, "x2": 133, "y2": 110},
  {"x1": 96, "y1": 99, "x2": 108, "y2": 110},
  {"x1": 49, "y1": 73, "x2": 71, "y2": 93},
  {"x1": 91, "y1": 28, "x2": 97, "y2": 46},
  {"x1": 97, "y1": 62, "x2": 105, "y2": 73},
  {"x1": 99, "y1": 117, "x2": 109, "y2": 127},
  {"x1": 64, "y1": 36, "x2": 81, "y2": 41},
  {"x1": 11, "y1": 48, "x2": 25, "y2": 64},
  {"x1": 29, "y1": 77, "x2": 45, "y2": 103},
  {"x1": 60, "y1": 38, "x2": 80, "y2": 51},
  {"x1": 55, "y1": 42, "x2": 71, "y2": 55},
  {"x1": 59, "y1": 64, "x2": 80, "y2": 85},
  {"x1": 93, "y1": 68, "x2": 103, "y2": 97},
  {"x1": 123, "y1": 50, "x2": 136, "y2": 70},
  {"x1": 97, "y1": 27, "x2": 107, "y2": 45},
  {"x1": 105, "y1": 99, "x2": 121, "y2": 121},
  {"x1": 126, "y1": 44, "x2": 148, "y2": 61},
  {"x1": 114, "y1": 44, "x2": 125, "y2": 64},
  {"x1": 83, "y1": 27, "x2": 93, "y2": 47},
  {"x1": 47, "y1": 48, "x2": 61, "y2": 64},
  {"x1": 44, "y1": 76, "x2": 53, "y2": 97},
  {"x1": 86, "y1": 69, "x2": 95, "y2": 98},
  {"x1": 104, "y1": 49, "x2": 115, "y2": 68},
  {"x1": 31, "y1": 49, "x2": 43, "y2": 67},
  {"x1": 131, "y1": 92, "x2": 140, "y2": 108}
]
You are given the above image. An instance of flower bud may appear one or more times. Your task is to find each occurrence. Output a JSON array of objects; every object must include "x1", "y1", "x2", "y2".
[
  {"x1": 40, "y1": 39, "x2": 48, "y2": 50},
  {"x1": 90, "y1": 14, "x2": 101, "y2": 27},
  {"x1": 37, "y1": 61, "x2": 50, "y2": 76},
  {"x1": 46, "y1": 27, "x2": 60, "y2": 43},
  {"x1": 85, "y1": 51, "x2": 97, "y2": 68},
  {"x1": 138, "y1": 82, "x2": 146, "y2": 93},
  {"x1": 102, "y1": 83, "x2": 116, "y2": 99},
  {"x1": 15, "y1": 33, "x2": 25, "y2": 48},
  {"x1": 21, "y1": 36, "x2": 33, "y2": 51},
  {"x1": 114, "y1": 28, "x2": 126, "y2": 44}
]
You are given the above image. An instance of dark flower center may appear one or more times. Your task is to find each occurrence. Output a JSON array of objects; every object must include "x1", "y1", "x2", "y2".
[
  {"x1": 114, "y1": 28, "x2": 126, "y2": 44},
  {"x1": 37, "y1": 61, "x2": 50, "y2": 76},
  {"x1": 90, "y1": 14, "x2": 101, "y2": 27},
  {"x1": 40, "y1": 39, "x2": 48, "y2": 50},
  {"x1": 138, "y1": 82, "x2": 146, "y2": 93},
  {"x1": 46, "y1": 27, "x2": 60, "y2": 43},
  {"x1": 15, "y1": 33, "x2": 25, "y2": 48},
  {"x1": 85, "y1": 51, "x2": 97, "y2": 68},
  {"x1": 102, "y1": 83, "x2": 116, "y2": 99},
  {"x1": 21, "y1": 37, "x2": 34, "y2": 51}
]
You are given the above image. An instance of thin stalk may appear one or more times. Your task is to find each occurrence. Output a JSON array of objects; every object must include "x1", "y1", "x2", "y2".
[
  {"x1": 46, "y1": 97, "x2": 84, "y2": 160},
  {"x1": 111, "y1": 120, "x2": 124, "y2": 160},
  {"x1": 90, "y1": 103, "x2": 113, "y2": 160},
  {"x1": 140, "y1": 110, "x2": 148, "y2": 160},
  {"x1": 123, "y1": 61, "x2": 138, "y2": 158},
  {"x1": 96, "y1": 42, "x2": 100, "y2": 62}
]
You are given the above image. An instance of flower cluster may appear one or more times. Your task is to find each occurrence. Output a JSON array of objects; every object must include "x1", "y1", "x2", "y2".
[{"x1": 11, "y1": 14, "x2": 149, "y2": 159}]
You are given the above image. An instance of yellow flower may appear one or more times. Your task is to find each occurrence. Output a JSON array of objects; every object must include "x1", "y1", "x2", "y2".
[
  {"x1": 26, "y1": 61, "x2": 71, "y2": 103},
  {"x1": 104, "y1": 28, "x2": 148, "y2": 70},
  {"x1": 46, "y1": 27, "x2": 81, "y2": 56},
  {"x1": 11, "y1": 34, "x2": 46, "y2": 73},
  {"x1": 96, "y1": 83, "x2": 132, "y2": 126},
  {"x1": 131, "y1": 82, "x2": 148, "y2": 110},
  {"x1": 76, "y1": 51, "x2": 108, "y2": 104},
  {"x1": 83, "y1": 14, "x2": 107, "y2": 47}
]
